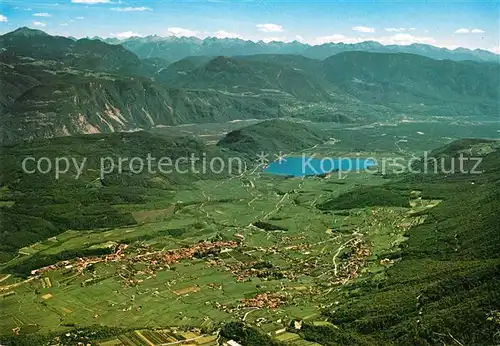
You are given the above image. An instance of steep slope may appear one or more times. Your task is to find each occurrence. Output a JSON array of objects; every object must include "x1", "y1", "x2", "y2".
[
  {"x1": 0, "y1": 27, "x2": 170, "y2": 114},
  {"x1": 0, "y1": 77, "x2": 282, "y2": 143},
  {"x1": 310, "y1": 141, "x2": 500, "y2": 345},
  {"x1": 0, "y1": 28, "x2": 366, "y2": 144},
  {"x1": 159, "y1": 55, "x2": 335, "y2": 102},
  {"x1": 161, "y1": 51, "x2": 500, "y2": 119},
  {"x1": 0, "y1": 29, "x2": 287, "y2": 143},
  {"x1": 0, "y1": 27, "x2": 153, "y2": 77},
  {"x1": 2, "y1": 28, "x2": 499, "y2": 143},
  {"x1": 322, "y1": 51, "x2": 500, "y2": 116},
  {"x1": 0, "y1": 131, "x2": 231, "y2": 259}
]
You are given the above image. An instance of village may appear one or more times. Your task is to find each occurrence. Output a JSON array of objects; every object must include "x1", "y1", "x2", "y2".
[
  {"x1": 0, "y1": 174, "x2": 438, "y2": 346},
  {"x1": 18, "y1": 223, "x2": 378, "y2": 328}
]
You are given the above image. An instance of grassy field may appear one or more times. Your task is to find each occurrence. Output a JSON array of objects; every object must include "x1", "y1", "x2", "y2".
[
  {"x1": 1, "y1": 119, "x2": 498, "y2": 345},
  {"x1": 0, "y1": 153, "x2": 438, "y2": 340}
]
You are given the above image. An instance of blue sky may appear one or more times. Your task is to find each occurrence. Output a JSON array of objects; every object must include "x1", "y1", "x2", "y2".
[{"x1": 0, "y1": 0, "x2": 499, "y2": 52}]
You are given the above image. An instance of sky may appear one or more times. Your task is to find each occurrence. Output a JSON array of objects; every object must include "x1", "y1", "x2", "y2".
[{"x1": 0, "y1": 0, "x2": 499, "y2": 53}]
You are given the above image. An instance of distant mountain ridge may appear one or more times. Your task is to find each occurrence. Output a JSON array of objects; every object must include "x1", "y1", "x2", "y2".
[
  {"x1": 102, "y1": 35, "x2": 500, "y2": 63},
  {"x1": 0, "y1": 27, "x2": 154, "y2": 76},
  {"x1": 163, "y1": 52, "x2": 499, "y2": 118}
]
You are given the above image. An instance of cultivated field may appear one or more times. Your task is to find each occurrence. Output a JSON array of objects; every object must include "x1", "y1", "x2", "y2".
[{"x1": 1, "y1": 119, "x2": 497, "y2": 344}]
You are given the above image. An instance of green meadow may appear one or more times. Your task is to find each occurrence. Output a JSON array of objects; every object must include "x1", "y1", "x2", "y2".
[{"x1": 1, "y1": 120, "x2": 499, "y2": 345}]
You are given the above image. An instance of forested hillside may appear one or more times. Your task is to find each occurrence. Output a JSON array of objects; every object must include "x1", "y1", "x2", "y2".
[{"x1": 1, "y1": 28, "x2": 499, "y2": 143}]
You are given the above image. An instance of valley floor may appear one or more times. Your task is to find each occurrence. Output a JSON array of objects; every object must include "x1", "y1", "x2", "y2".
[{"x1": 1, "y1": 119, "x2": 499, "y2": 345}]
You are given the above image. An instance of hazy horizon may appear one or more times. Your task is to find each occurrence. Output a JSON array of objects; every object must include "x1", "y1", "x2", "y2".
[
  {"x1": 4, "y1": 25, "x2": 500, "y2": 56},
  {"x1": 1, "y1": 0, "x2": 499, "y2": 53}
]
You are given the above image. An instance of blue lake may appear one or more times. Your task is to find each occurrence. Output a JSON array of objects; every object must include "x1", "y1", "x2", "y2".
[{"x1": 263, "y1": 156, "x2": 377, "y2": 177}]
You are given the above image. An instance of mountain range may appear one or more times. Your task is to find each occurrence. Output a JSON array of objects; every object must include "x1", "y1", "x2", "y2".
[
  {"x1": 1, "y1": 27, "x2": 499, "y2": 143},
  {"x1": 103, "y1": 35, "x2": 500, "y2": 64}
]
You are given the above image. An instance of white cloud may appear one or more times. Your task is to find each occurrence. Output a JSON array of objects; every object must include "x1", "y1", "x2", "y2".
[
  {"x1": 262, "y1": 36, "x2": 287, "y2": 43},
  {"x1": 455, "y1": 28, "x2": 485, "y2": 34},
  {"x1": 33, "y1": 21, "x2": 47, "y2": 27},
  {"x1": 385, "y1": 28, "x2": 405, "y2": 32},
  {"x1": 60, "y1": 23, "x2": 69, "y2": 26},
  {"x1": 33, "y1": 12, "x2": 51, "y2": 17},
  {"x1": 0, "y1": 14, "x2": 7, "y2": 22},
  {"x1": 352, "y1": 26, "x2": 375, "y2": 33},
  {"x1": 379, "y1": 33, "x2": 436, "y2": 45},
  {"x1": 111, "y1": 7, "x2": 151, "y2": 12},
  {"x1": 384, "y1": 27, "x2": 415, "y2": 33},
  {"x1": 295, "y1": 35, "x2": 304, "y2": 42},
  {"x1": 256, "y1": 23, "x2": 284, "y2": 33},
  {"x1": 213, "y1": 30, "x2": 241, "y2": 39},
  {"x1": 489, "y1": 46, "x2": 500, "y2": 54},
  {"x1": 315, "y1": 34, "x2": 350, "y2": 44},
  {"x1": 76, "y1": 16, "x2": 84, "y2": 20},
  {"x1": 71, "y1": 0, "x2": 111, "y2": 3},
  {"x1": 315, "y1": 33, "x2": 436, "y2": 46},
  {"x1": 110, "y1": 31, "x2": 142, "y2": 39},
  {"x1": 167, "y1": 27, "x2": 198, "y2": 37}
]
